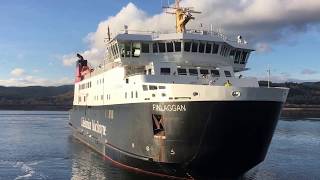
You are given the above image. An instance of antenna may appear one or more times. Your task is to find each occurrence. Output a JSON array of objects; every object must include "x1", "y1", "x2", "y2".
[
  {"x1": 163, "y1": 0, "x2": 201, "y2": 33},
  {"x1": 267, "y1": 65, "x2": 271, "y2": 88},
  {"x1": 107, "y1": 26, "x2": 111, "y2": 41}
]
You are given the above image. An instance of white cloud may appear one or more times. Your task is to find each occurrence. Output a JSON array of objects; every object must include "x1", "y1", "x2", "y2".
[
  {"x1": 4, "y1": 68, "x2": 73, "y2": 87},
  {"x1": 256, "y1": 42, "x2": 272, "y2": 53},
  {"x1": 62, "y1": 0, "x2": 320, "y2": 66},
  {"x1": 301, "y1": 69, "x2": 318, "y2": 75},
  {"x1": 62, "y1": 48, "x2": 102, "y2": 67},
  {"x1": 10, "y1": 68, "x2": 25, "y2": 77}
]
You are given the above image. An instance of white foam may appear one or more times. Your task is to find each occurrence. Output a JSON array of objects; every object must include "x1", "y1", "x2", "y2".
[{"x1": 13, "y1": 161, "x2": 36, "y2": 180}]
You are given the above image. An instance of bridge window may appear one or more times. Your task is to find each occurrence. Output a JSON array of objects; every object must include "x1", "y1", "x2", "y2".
[
  {"x1": 153, "y1": 43, "x2": 158, "y2": 53},
  {"x1": 160, "y1": 68, "x2": 171, "y2": 75},
  {"x1": 240, "y1": 51, "x2": 248, "y2": 64},
  {"x1": 199, "y1": 42, "x2": 205, "y2": 53},
  {"x1": 174, "y1": 42, "x2": 181, "y2": 52},
  {"x1": 158, "y1": 43, "x2": 166, "y2": 53},
  {"x1": 205, "y1": 43, "x2": 212, "y2": 53},
  {"x1": 200, "y1": 69, "x2": 209, "y2": 75},
  {"x1": 120, "y1": 43, "x2": 131, "y2": 57},
  {"x1": 192, "y1": 42, "x2": 198, "y2": 52},
  {"x1": 220, "y1": 45, "x2": 230, "y2": 57},
  {"x1": 211, "y1": 70, "x2": 220, "y2": 77},
  {"x1": 230, "y1": 49, "x2": 236, "y2": 60},
  {"x1": 189, "y1": 69, "x2": 198, "y2": 76},
  {"x1": 141, "y1": 43, "x2": 150, "y2": 53},
  {"x1": 235, "y1": 50, "x2": 241, "y2": 63},
  {"x1": 159, "y1": 86, "x2": 166, "y2": 89},
  {"x1": 115, "y1": 44, "x2": 119, "y2": 57},
  {"x1": 166, "y1": 42, "x2": 174, "y2": 52},
  {"x1": 212, "y1": 44, "x2": 219, "y2": 54},
  {"x1": 177, "y1": 68, "x2": 187, "y2": 75},
  {"x1": 132, "y1": 42, "x2": 141, "y2": 57},
  {"x1": 184, "y1": 42, "x2": 191, "y2": 52},
  {"x1": 224, "y1": 71, "x2": 232, "y2": 77}
]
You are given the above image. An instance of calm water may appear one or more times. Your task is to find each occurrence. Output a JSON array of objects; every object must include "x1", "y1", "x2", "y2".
[{"x1": 0, "y1": 111, "x2": 319, "y2": 180}]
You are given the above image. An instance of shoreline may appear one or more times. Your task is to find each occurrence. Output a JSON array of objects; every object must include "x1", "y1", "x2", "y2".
[
  {"x1": 281, "y1": 107, "x2": 320, "y2": 119},
  {"x1": 0, "y1": 106, "x2": 320, "y2": 119}
]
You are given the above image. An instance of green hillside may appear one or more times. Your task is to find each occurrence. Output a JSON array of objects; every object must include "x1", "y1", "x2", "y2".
[
  {"x1": 0, "y1": 82, "x2": 319, "y2": 111},
  {"x1": 0, "y1": 85, "x2": 74, "y2": 110}
]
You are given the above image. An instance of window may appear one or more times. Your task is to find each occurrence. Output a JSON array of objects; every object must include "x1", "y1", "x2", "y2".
[
  {"x1": 177, "y1": 68, "x2": 187, "y2": 75},
  {"x1": 132, "y1": 42, "x2": 141, "y2": 57},
  {"x1": 192, "y1": 42, "x2": 198, "y2": 52},
  {"x1": 166, "y1": 42, "x2": 174, "y2": 52},
  {"x1": 224, "y1": 71, "x2": 232, "y2": 77},
  {"x1": 159, "y1": 86, "x2": 166, "y2": 89},
  {"x1": 148, "y1": 69, "x2": 152, "y2": 75},
  {"x1": 125, "y1": 92, "x2": 127, "y2": 99},
  {"x1": 131, "y1": 91, "x2": 133, "y2": 98},
  {"x1": 108, "y1": 110, "x2": 114, "y2": 120},
  {"x1": 160, "y1": 68, "x2": 171, "y2": 75},
  {"x1": 136, "y1": 91, "x2": 138, "y2": 98},
  {"x1": 220, "y1": 46, "x2": 229, "y2": 56},
  {"x1": 240, "y1": 51, "x2": 248, "y2": 64},
  {"x1": 174, "y1": 42, "x2": 181, "y2": 52},
  {"x1": 229, "y1": 49, "x2": 236, "y2": 60},
  {"x1": 111, "y1": 45, "x2": 115, "y2": 57},
  {"x1": 211, "y1": 70, "x2": 220, "y2": 77},
  {"x1": 153, "y1": 43, "x2": 158, "y2": 53},
  {"x1": 126, "y1": 79, "x2": 129, "y2": 84},
  {"x1": 199, "y1": 42, "x2": 205, "y2": 53},
  {"x1": 189, "y1": 69, "x2": 198, "y2": 76},
  {"x1": 149, "y1": 85, "x2": 158, "y2": 90},
  {"x1": 115, "y1": 44, "x2": 119, "y2": 58},
  {"x1": 141, "y1": 43, "x2": 150, "y2": 53},
  {"x1": 205, "y1": 43, "x2": 212, "y2": 53},
  {"x1": 142, "y1": 85, "x2": 148, "y2": 91},
  {"x1": 200, "y1": 69, "x2": 209, "y2": 75},
  {"x1": 120, "y1": 42, "x2": 131, "y2": 57},
  {"x1": 235, "y1": 50, "x2": 241, "y2": 63},
  {"x1": 212, "y1": 44, "x2": 219, "y2": 54},
  {"x1": 224, "y1": 47, "x2": 230, "y2": 57},
  {"x1": 158, "y1": 43, "x2": 166, "y2": 53},
  {"x1": 184, "y1": 42, "x2": 191, "y2": 52}
]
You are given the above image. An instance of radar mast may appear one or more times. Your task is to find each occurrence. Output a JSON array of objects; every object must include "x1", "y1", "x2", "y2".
[{"x1": 163, "y1": 0, "x2": 201, "y2": 33}]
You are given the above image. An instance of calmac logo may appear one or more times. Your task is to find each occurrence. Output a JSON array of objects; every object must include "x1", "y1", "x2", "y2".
[{"x1": 232, "y1": 91, "x2": 241, "y2": 97}]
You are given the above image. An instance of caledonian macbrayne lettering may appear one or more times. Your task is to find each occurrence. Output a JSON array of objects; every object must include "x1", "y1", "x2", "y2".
[
  {"x1": 81, "y1": 117, "x2": 106, "y2": 135},
  {"x1": 152, "y1": 104, "x2": 187, "y2": 112}
]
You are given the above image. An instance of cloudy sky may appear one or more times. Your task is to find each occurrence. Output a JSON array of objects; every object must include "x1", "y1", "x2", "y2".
[{"x1": 1, "y1": 0, "x2": 320, "y2": 86}]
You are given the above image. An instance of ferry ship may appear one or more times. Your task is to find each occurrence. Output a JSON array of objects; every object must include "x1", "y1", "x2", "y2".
[{"x1": 69, "y1": 1, "x2": 289, "y2": 178}]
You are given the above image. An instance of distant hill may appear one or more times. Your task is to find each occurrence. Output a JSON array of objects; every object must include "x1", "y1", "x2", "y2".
[
  {"x1": 259, "y1": 81, "x2": 320, "y2": 106},
  {"x1": 0, "y1": 85, "x2": 74, "y2": 110},
  {"x1": 0, "y1": 82, "x2": 319, "y2": 111}
]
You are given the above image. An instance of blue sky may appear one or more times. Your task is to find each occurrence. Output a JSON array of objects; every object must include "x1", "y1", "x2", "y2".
[{"x1": 1, "y1": 0, "x2": 320, "y2": 86}]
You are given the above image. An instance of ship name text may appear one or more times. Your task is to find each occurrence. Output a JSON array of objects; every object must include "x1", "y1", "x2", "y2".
[
  {"x1": 81, "y1": 117, "x2": 106, "y2": 136},
  {"x1": 152, "y1": 104, "x2": 186, "y2": 112}
]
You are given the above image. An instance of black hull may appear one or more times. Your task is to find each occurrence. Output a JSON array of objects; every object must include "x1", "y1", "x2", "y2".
[{"x1": 69, "y1": 101, "x2": 283, "y2": 179}]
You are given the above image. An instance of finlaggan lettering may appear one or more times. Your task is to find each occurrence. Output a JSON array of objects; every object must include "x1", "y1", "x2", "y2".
[{"x1": 152, "y1": 104, "x2": 186, "y2": 112}]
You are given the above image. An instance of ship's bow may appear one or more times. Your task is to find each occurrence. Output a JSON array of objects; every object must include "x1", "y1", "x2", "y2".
[{"x1": 154, "y1": 87, "x2": 289, "y2": 178}]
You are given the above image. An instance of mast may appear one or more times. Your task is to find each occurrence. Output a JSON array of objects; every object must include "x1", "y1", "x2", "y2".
[{"x1": 163, "y1": 0, "x2": 201, "y2": 33}]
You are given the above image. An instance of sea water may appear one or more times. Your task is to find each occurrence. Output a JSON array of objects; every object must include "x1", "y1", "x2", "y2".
[{"x1": 0, "y1": 111, "x2": 319, "y2": 180}]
